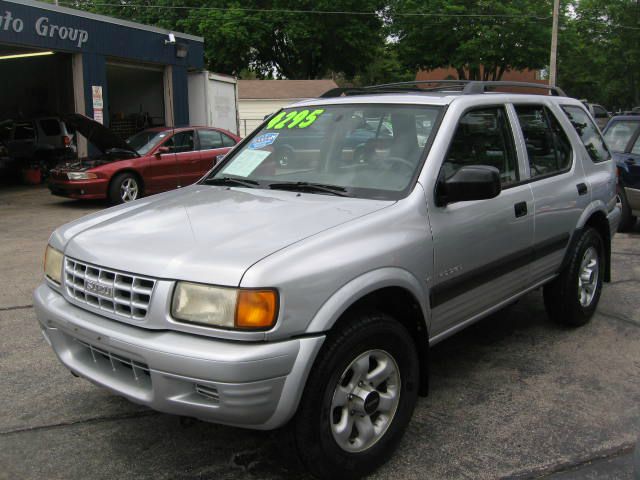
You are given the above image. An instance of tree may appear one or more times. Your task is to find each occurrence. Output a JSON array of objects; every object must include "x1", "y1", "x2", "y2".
[
  {"x1": 76, "y1": 0, "x2": 388, "y2": 80},
  {"x1": 559, "y1": 0, "x2": 640, "y2": 109},
  {"x1": 389, "y1": 0, "x2": 552, "y2": 81}
]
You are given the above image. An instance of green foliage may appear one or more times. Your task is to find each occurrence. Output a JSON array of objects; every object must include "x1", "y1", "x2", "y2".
[
  {"x1": 389, "y1": 0, "x2": 552, "y2": 80},
  {"x1": 559, "y1": 0, "x2": 640, "y2": 110},
  {"x1": 78, "y1": 0, "x2": 386, "y2": 80}
]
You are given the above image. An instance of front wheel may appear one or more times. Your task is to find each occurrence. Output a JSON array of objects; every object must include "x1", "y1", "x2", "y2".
[
  {"x1": 109, "y1": 173, "x2": 141, "y2": 205},
  {"x1": 544, "y1": 227, "x2": 604, "y2": 326},
  {"x1": 290, "y1": 312, "x2": 419, "y2": 479}
]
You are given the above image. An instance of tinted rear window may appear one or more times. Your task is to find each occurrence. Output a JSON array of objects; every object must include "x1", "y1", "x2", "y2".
[{"x1": 562, "y1": 106, "x2": 610, "y2": 162}]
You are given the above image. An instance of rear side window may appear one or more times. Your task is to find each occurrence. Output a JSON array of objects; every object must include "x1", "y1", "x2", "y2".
[
  {"x1": 514, "y1": 105, "x2": 572, "y2": 178},
  {"x1": 593, "y1": 105, "x2": 608, "y2": 118},
  {"x1": 441, "y1": 107, "x2": 519, "y2": 186},
  {"x1": 562, "y1": 106, "x2": 611, "y2": 162},
  {"x1": 198, "y1": 130, "x2": 223, "y2": 150},
  {"x1": 39, "y1": 119, "x2": 61, "y2": 136}
]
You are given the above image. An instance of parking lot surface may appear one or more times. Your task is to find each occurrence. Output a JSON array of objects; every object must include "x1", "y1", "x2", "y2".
[{"x1": 1, "y1": 186, "x2": 639, "y2": 479}]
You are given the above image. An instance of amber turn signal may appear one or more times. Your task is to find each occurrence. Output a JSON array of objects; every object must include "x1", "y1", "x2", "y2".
[{"x1": 235, "y1": 290, "x2": 278, "y2": 329}]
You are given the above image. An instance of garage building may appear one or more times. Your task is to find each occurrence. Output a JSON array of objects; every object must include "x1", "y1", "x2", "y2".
[{"x1": 0, "y1": 0, "x2": 204, "y2": 166}]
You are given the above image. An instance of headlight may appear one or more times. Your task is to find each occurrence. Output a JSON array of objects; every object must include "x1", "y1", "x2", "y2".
[
  {"x1": 44, "y1": 245, "x2": 63, "y2": 284},
  {"x1": 171, "y1": 282, "x2": 278, "y2": 330},
  {"x1": 67, "y1": 172, "x2": 97, "y2": 180}
]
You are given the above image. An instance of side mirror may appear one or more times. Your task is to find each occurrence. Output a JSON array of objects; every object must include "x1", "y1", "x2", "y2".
[
  {"x1": 436, "y1": 165, "x2": 501, "y2": 206},
  {"x1": 154, "y1": 146, "x2": 170, "y2": 157}
]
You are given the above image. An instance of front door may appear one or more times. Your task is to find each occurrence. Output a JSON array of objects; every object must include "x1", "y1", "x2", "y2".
[
  {"x1": 171, "y1": 130, "x2": 200, "y2": 187},
  {"x1": 428, "y1": 106, "x2": 534, "y2": 338}
]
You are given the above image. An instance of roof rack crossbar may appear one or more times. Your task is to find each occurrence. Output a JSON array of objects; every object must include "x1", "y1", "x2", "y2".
[
  {"x1": 462, "y1": 81, "x2": 566, "y2": 97},
  {"x1": 320, "y1": 80, "x2": 566, "y2": 98}
]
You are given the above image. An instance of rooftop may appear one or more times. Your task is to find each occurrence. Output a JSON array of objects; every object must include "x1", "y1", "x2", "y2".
[{"x1": 238, "y1": 79, "x2": 339, "y2": 100}]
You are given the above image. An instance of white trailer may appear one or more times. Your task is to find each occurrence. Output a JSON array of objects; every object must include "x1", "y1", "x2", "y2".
[{"x1": 188, "y1": 72, "x2": 239, "y2": 135}]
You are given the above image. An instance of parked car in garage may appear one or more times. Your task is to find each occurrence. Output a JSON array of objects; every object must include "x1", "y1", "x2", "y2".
[
  {"x1": 0, "y1": 117, "x2": 75, "y2": 174},
  {"x1": 603, "y1": 115, "x2": 640, "y2": 230},
  {"x1": 48, "y1": 114, "x2": 240, "y2": 204}
]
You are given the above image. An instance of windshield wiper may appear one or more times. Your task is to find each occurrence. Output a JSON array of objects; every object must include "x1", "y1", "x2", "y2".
[
  {"x1": 203, "y1": 176, "x2": 260, "y2": 188},
  {"x1": 268, "y1": 181, "x2": 350, "y2": 197}
]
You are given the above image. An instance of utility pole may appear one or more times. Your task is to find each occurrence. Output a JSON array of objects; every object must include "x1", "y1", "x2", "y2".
[{"x1": 549, "y1": 0, "x2": 560, "y2": 87}]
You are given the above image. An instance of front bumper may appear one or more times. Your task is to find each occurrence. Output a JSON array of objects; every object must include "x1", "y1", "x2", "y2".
[
  {"x1": 48, "y1": 177, "x2": 108, "y2": 200},
  {"x1": 34, "y1": 283, "x2": 324, "y2": 429}
]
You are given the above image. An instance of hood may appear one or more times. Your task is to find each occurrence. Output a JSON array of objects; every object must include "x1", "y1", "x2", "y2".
[
  {"x1": 64, "y1": 114, "x2": 139, "y2": 156},
  {"x1": 61, "y1": 186, "x2": 392, "y2": 286}
]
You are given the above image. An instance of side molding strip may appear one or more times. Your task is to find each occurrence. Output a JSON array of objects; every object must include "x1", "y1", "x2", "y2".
[{"x1": 430, "y1": 233, "x2": 569, "y2": 308}]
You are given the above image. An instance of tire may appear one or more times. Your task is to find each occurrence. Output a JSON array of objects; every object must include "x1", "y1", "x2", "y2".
[
  {"x1": 109, "y1": 172, "x2": 141, "y2": 205},
  {"x1": 543, "y1": 227, "x2": 604, "y2": 327},
  {"x1": 290, "y1": 311, "x2": 420, "y2": 479},
  {"x1": 616, "y1": 185, "x2": 636, "y2": 232}
]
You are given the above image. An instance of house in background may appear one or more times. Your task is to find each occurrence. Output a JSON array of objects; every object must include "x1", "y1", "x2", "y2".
[
  {"x1": 238, "y1": 79, "x2": 338, "y2": 136},
  {"x1": 417, "y1": 67, "x2": 548, "y2": 91}
]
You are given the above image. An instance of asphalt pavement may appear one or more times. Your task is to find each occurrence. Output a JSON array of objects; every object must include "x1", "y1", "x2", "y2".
[{"x1": 1, "y1": 185, "x2": 639, "y2": 479}]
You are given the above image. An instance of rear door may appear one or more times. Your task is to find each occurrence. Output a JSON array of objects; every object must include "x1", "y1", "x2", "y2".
[
  {"x1": 428, "y1": 105, "x2": 534, "y2": 337},
  {"x1": 196, "y1": 129, "x2": 233, "y2": 173},
  {"x1": 512, "y1": 103, "x2": 590, "y2": 282},
  {"x1": 626, "y1": 134, "x2": 640, "y2": 190}
]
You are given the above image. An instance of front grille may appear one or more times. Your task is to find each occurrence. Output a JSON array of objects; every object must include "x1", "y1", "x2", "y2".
[
  {"x1": 64, "y1": 257, "x2": 156, "y2": 320},
  {"x1": 75, "y1": 338, "x2": 151, "y2": 389}
]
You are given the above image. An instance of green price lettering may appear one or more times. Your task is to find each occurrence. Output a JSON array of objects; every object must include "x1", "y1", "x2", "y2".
[{"x1": 266, "y1": 109, "x2": 325, "y2": 129}]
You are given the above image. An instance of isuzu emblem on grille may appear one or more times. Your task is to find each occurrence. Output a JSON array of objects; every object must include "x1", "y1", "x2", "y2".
[{"x1": 85, "y1": 280, "x2": 113, "y2": 297}]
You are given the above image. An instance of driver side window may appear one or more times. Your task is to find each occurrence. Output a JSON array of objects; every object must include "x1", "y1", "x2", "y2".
[
  {"x1": 441, "y1": 107, "x2": 519, "y2": 186},
  {"x1": 165, "y1": 131, "x2": 194, "y2": 153}
]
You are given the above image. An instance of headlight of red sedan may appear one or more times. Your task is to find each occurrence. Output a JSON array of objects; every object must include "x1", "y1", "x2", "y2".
[{"x1": 67, "y1": 172, "x2": 98, "y2": 180}]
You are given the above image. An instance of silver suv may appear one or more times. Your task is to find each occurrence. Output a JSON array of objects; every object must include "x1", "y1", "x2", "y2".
[{"x1": 35, "y1": 81, "x2": 620, "y2": 479}]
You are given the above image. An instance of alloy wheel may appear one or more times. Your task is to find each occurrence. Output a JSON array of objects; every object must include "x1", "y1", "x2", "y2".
[
  {"x1": 578, "y1": 246, "x2": 599, "y2": 307},
  {"x1": 330, "y1": 349, "x2": 401, "y2": 453},
  {"x1": 120, "y1": 178, "x2": 139, "y2": 202}
]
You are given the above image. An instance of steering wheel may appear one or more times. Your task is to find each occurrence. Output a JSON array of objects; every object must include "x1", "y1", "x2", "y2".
[{"x1": 385, "y1": 156, "x2": 416, "y2": 172}]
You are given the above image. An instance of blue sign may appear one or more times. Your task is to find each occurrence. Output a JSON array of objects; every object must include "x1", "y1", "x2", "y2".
[{"x1": 249, "y1": 133, "x2": 279, "y2": 150}]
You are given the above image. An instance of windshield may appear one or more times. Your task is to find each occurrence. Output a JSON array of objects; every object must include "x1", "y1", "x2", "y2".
[
  {"x1": 604, "y1": 121, "x2": 640, "y2": 153},
  {"x1": 126, "y1": 130, "x2": 169, "y2": 155},
  {"x1": 203, "y1": 104, "x2": 441, "y2": 200}
]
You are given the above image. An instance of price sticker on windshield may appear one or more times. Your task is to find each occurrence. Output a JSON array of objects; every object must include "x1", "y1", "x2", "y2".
[{"x1": 266, "y1": 109, "x2": 325, "y2": 130}]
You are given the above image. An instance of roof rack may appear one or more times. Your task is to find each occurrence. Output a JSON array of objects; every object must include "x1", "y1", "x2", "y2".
[{"x1": 320, "y1": 80, "x2": 566, "y2": 98}]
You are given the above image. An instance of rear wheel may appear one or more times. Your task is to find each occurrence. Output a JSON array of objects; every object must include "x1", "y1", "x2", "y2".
[
  {"x1": 544, "y1": 227, "x2": 604, "y2": 326},
  {"x1": 109, "y1": 172, "x2": 141, "y2": 205},
  {"x1": 616, "y1": 186, "x2": 636, "y2": 232},
  {"x1": 290, "y1": 312, "x2": 419, "y2": 479}
]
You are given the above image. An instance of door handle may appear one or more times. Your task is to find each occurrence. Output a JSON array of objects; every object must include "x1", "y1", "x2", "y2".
[
  {"x1": 576, "y1": 183, "x2": 588, "y2": 196},
  {"x1": 514, "y1": 201, "x2": 528, "y2": 218}
]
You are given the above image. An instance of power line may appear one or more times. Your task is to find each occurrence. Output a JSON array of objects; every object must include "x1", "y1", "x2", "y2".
[{"x1": 58, "y1": 2, "x2": 552, "y2": 19}]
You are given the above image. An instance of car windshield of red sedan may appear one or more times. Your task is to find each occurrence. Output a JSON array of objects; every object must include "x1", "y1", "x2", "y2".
[{"x1": 126, "y1": 130, "x2": 169, "y2": 155}]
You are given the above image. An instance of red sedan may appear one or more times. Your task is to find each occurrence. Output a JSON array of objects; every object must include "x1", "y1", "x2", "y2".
[{"x1": 49, "y1": 114, "x2": 240, "y2": 204}]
